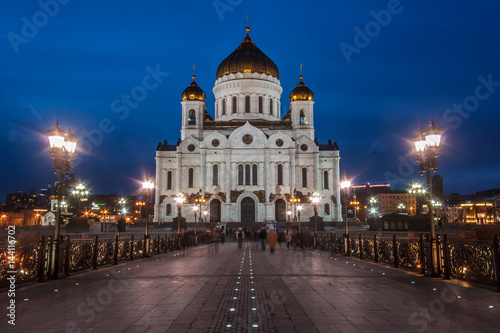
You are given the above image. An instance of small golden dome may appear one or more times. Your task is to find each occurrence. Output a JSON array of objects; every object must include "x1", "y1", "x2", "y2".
[
  {"x1": 181, "y1": 75, "x2": 206, "y2": 102},
  {"x1": 290, "y1": 75, "x2": 314, "y2": 102},
  {"x1": 216, "y1": 27, "x2": 279, "y2": 80}
]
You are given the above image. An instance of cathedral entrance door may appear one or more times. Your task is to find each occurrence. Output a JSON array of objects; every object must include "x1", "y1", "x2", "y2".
[
  {"x1": 275, "y1": 199, "x2": 287, "y2": 222},
  {"x1": 240, "y1": 197, "x2": 255, "y2": 222},
  {"x1": 210, "y1": 199, "x2": 221, "y2": 222}
]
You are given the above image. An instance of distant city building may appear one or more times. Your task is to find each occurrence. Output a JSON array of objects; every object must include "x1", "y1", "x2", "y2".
[
  {"x1": 443, "y1": 189, "x2": 500, "y2": 224},
  {"x1": 375, "y1": 192, "x2": 417, "y2": 216},
  {"x1": 6, "y1": 191, "x2": 37, "y2": 208},
  {"x1": 432, "y1": 175, "x2": 444, "y2": 199}
]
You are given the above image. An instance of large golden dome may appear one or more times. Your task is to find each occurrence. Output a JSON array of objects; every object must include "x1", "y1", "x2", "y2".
[
  {"x1": 182, "y1": 75, "x2": 206, "y2": 102},
  {"x1": 216, "y1": 27, "x2": 279, "y2": 80}
]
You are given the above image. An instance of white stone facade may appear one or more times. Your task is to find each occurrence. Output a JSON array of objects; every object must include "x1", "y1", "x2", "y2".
[{"x1": 154, "y1": 33, "x2": 341, "y2": 224}]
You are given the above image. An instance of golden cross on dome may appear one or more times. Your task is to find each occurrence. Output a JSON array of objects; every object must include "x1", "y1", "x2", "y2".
[
  {"x1": 246, "y1": 12, "x2": 250, "y2": 34},
  {"x1": 300, "y1": 63, "x2": 303, "y2": 80},
  {"x1": 192, "y1": 63, "x2": 196, "y2": 80}
]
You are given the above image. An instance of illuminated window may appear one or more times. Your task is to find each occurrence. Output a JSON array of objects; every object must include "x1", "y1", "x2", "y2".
[
  {"x1": 277, "y1": 164, "x2": 283, "y2": 186},
  {"x1": 188, "y1": 109, "x2": 196, "y2": 125},
  {"x1": 300, "y1": 109, "x2": 307, "y2": 125},
  {"x1": 213, "y1": 165, "x2": 218, "y2": 186},
  {"x1": 302, "y1": 168, "x2": 308, "y2": 187},
  {"x1": 188, "y1": 168, "x2": 194, "y2": 188},
  {"x1": 325, "y1": 203, "x2": 330, "y2": 215},
  {"x1": 167, "y1": 171, "x2": 172, "y2": 190},
  {"x1": 245, "y1": 96, "x2": 250, "y2": 113}
]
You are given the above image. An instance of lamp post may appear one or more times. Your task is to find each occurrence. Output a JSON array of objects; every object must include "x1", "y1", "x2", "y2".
[
  {"x1": 203, "y1": 210, "x2": 208, "y2": 235},
  {"x1": 118, "y1": 197, "x2": 127, "y2": 217},
  {"x1": 340, "y1": 179, "x2": 351, "y2": 256},
  {"x1": 72, "y1": 183, "x2": 89, "y2": 216},
  {"x1": 193, "y1": 205, "x2": 199, "y2": 244},
  {"x1": 369, "y1": 197, "x2": 377, "y2": 227},
  {"x1": 174, "y1": 193, "x2": 185, "y2": 235},
  {"x1": 398, "y1": 203, "x2": 406, "y2": 214},
  {"x1": 289, "y1": 197, "x2": 301, "y2": 230},
  {"x1": 142, "y1": 181, "x2": 154, "y2": 237},
  {"x1": 310, "y1": 192, "x2": 321, "y2": 248},
  {"x1": 297, "y1": 205, "x2": 302, "y2": 232},
  {"x1": 408, "y1": 183, "x2": 426, "y2": 215},
  {"x1": 287, "y1": 210, "x2": 292, "y2": 230},
  {"x1": 194, "y1": 188, "x2": 206, "y2": 243},
  {"x1": 412, "y1": 120, "x2": 444, "y2": 277},
  {"x1": 46, "y1": 121, "x2": 79, "y2": 279}
]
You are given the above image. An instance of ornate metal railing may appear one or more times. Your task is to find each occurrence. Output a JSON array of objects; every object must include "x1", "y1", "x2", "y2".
[
  {"x1": 307, "y1": 232, "x2": 500, "y2": 291},
  {"x1": 0, "y1": 232, "x2": 214, "y2": 287}
]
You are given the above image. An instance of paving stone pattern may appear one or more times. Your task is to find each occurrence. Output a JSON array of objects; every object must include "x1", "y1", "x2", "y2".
[{"x1": 1, "y1": 241, "x2": 499, "y2": 333}]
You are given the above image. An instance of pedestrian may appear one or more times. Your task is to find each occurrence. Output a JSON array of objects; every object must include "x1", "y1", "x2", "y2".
[
  {"x1": 267, "y1": 226, "x2": 278, "y2": 255},
  {"x1": 285, "y1": 230, "x2": 292, "y2": 250},
  {"x1": 259, "y1": 226, "x2": 267, "y2": 251},
  {"x1": 221, "y1": 231, "x2": 225, "y2": 244},
  {"x1": 237, "y1": 228, "x2": 244, "y2": 249},
  {"x1": 291, "y1": 231, "x2": 298, "y2": 251}
]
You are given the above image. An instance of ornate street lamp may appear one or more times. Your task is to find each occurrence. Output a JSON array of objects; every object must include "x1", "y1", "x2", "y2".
[
  {"x1": 72, "y1": 183, "x2": 89, "y2": 215},
  {"x1": 297, "y1": 205, "x2": 303, "y2": 232},
  {"x1": 287, "y1": 210, "x2": 292, "y2": 229},
  {"x1": 340, "y1": 179, "x2": 351, "y2": 255},
  {"x1": 194, "y1": 191, "x2": 206, "y2": 245},
  {"x1": 310, "y1": 192, "x2": 321, "y2": 248},
  {"x1": 174, "y1": 193, "x2": 185, "y2": 235},
  {"x1": 203, "y1": 210, "x2": 208, "y2": 234},
  {"x1": 398, "y1": 203, "x2": 406, "y2": 214},
  {"x1": 412, "y1": 120, "x2": 444, "y2": 277},
  {"x1": 408, "y1": 183, "x2": 426, "y2": 215},
  {"x1": 46, "y1": 121, "x2": 79, "y2": 279},
  {"x1": 142, "y1": 181, "x2": 154, "y2": 257}
]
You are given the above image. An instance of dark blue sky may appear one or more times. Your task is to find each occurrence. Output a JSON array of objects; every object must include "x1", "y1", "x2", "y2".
[{"x1": 1, "y1": 0, "x2": 499, "y2": 202}]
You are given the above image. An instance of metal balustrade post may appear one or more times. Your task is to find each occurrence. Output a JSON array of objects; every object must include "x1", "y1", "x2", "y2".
[
  {"x1": 47, "y1": 236, "x2": 53, "y2": 278},
  {"x1": 92, "y1": 236, "x2": 99, "y2": 270},
  {"x1": 130, "y1": 235, "x2": 134, "y2": 261},
  {"x1": 492, "y1": 235, "x2": 500, "y2": 292},
  {"x1": 38, "y1": 236, "x2": 46, "y2": 283},
  {"x1": 143, "y1": 234, "x2": 148, "y2": 258},
  {"x1": 113, "y1": 235, "x2": 119, "y2": 265},
  {"x1": 157, "y1": 234, "x2": 161, "y2": 255},
  {"x1": 442, "y1": 234, "x2": 451, "y2": 280},
  {"x1": 373, "y1": 234, "x2": 378, "y2": 263},
  {"x1": 359, "y1": 234, "x2": 363, "y2": 259},
  {"x1": 436, "y1": 236, "x2": 442, "y2": 276},
  {"x1": 419, "y1": 234, "x2": 426, "y2": 274},
  {"x1": 64, "y1": 237, "x2": 71, "y2": 276},
  {"x1": 393, "y1": 234, "x2": 399, "y2": 268}
]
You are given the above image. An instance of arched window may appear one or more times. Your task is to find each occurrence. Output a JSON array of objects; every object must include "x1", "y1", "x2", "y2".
[
  {"x1": 324, "y1": 170, "x2": 329, "y2": 189},
  {"x1": 258, "y1": 96, "x2": 263, "y2": 113},
  {"x1": 213, "y1": 165, "x2": 218, "y2": 186},
  {"x1": 245, "y1": 95, "x2": 250, "y2": 113},
  {"x1": 232, "y1": 96, "x2": 237, "y2": 114},
  {"x1": 277, "y1": 164, "x2": 283, "y2": 186},
  {"x1": 238, "y1": 165, "x2": 244, "y2": 185},
  {"x1": 166, "y1": 204, "x2": 172, "y2": 216},
  {"x1": 270, "y1": 99, "x2": 273, "y2": 115},
  {"x1": 245, "y1": 165, "x2": 251, "y2": 185},
  {"x1": 188, "y1": 109, "x2": 196, "y2": 125},
  {"x1": 324, "y1": 203, "x2": 330, "y2": 215},
  {"x1": 299, "y1": 109, "x2": 307, "y2": 125},
  {"x1": 167, "y1": 171, "x2": 172, "y2": 190},
  {"x1": 222, "y1": 98, "x2": 226, "y2": 116},
  {"x1": 252, "y1": 164, "x2": 258, "y2": 185},
  {"x1": 188, "y1": 168, "x2": 194, "y2": 188},
  {"x1": 302, "y1": 168, "x2": 308, "y2": 188}
]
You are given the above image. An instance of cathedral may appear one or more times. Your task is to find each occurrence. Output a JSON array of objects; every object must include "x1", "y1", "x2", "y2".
[{"x1": 153, "y1": 25, "x2": 341, "y2": 224}]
